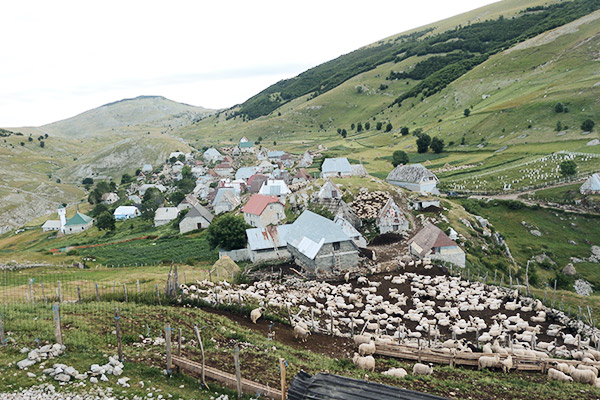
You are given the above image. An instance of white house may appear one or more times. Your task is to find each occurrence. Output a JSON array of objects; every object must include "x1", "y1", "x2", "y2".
[
  {"x1": 258, "y1": 160, "x2": 274, "y2": 173},
  {"x1": 42, "y1": 220, "x2": 61, "y2": 232},
  {"x1": 242, "y1": 194, "x2": 285, "y2": 228},
  {"x1": 63, "y1": 212, "x2": 94, "y2": 235},
  {"x1": 259, "y1": 179, "x2": 291, "y2": 202},
  {"x1": 113, "y1": 206, "x2": 140, "y2": 220},
  {"x1": 387, "y1": 164, "x2": 439, "y2": 194},
  {"x1": 409, "y1": 223, "x2": 465, "y2": 267},
  {"x1": 321, "y1": 158, "x2": 352, "y2": 178},
  {"x1": 179, "y1": 203, "x2": 214, "y2": 233},
  {"x1": 317, "y1": 180, "x2": 343, "y2": 201},
  {"x1": 154, "y1": 207, "x2": 179, "y2": 227},
  {"x1": 203, "y1": 148, "x2": 223, "y2": 163},
  {"x1": 102, "y1": 192, "x2": 120, "y2": 205}
]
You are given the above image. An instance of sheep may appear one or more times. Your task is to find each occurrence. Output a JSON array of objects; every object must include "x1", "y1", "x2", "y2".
[
  {"x1": 412, "y1": 363, "x2": 433, "y2": 375},
  {"x1": 569, "y1": 366, "x2": 596, "y2": 385},
  {"x1": 577, "y1": 364, "x2": 598, "y2": 377},
  {"x1": 358, "y1": 341, "x2": 376, "y2": 356},
  {"x1": 501, "y1": 355, "x2": 513, "y2": 373},
  {"x1": 551, "y1": 362, "x2": 570, "y2": 374},
  {"x1": 352, "y1": 353, "x2": 375, "y2": 372},
  {"x1": 382, "y1": 367, "x2": 407, "y2": 378},
  {"x1": 250, "y1": 307, "x2": 263, "y2": 324},
  {"x1": 547, "y1": 368, "x2": 573, "y2": 382},
  {"x1": 478, "y1": 354, "x2": 500, "y2": 371},
  {"x1": 293, "y1": 325, "x2": 311, "y2": 343},
  {"x1": 353, "y1": 334, "x2": 371, "y2": 346}
]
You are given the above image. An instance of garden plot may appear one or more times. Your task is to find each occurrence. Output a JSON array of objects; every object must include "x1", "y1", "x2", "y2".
[
  {"x1": 180, "y1": 265, "x2": 597, "y2": 362},
  {"x1": 440, "y1": 152, "x2": 600, "y2": 193}
]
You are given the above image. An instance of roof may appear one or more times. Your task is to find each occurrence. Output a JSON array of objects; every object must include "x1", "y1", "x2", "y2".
[
  {"x1": 259, "y1": 160, "x2": 274, "y2": 168},
  {"x1": 114, "y1": 206, "x2": 139, "y2": 215},
  {"x1": 281, "y1": 153, "x2": 293, "y2": 160},
  {"x1": 259, "y1": 179, "x2": 291, "y2": 196},
  {"x1": 409, "y1": 223, "x2": 459, "y2": 257},
  {"x1": 154, "y1": 207, "x2": 179, "y2": 221},
  {"x1": 42, "y1": 220, "x2": 61, "y2": 229},
  {"x1": 249, "y1": 175, "x2": 269, "y2": 193},
  {"x1": 246, "y1": 225, "x2": 292, "y2": 250},
  {"x1": 267, "y1": 150, "x2": 285, "y2": 158},
  {"x1": 294, "y1": 168, "x2": 311, "y2": 180},
  {"x1": 317, "y1": 180, "x2": 342, "y2": 199},
  {"x1": 235, "y1": 166, "x2": 260, "y2": 180},
  {"x1": 387, "y1": 163, "x2": 437, "y2": 183},
  {"x1": 286, "y1": 210, "x2": 351, "y2": 248},
  {"x1": 239, "y1": 141, "x2": 254, "y2": 148},
  {"x1": 321, "y1": 158, "x2": 352, "y2": 174},
  {"x1": 581, "y1": 173, "x2": 600, "y2": 193},
  {"x1": 213, "y1": 188, "x2": 240, "y2": 207},
  {"x1": 215, "y1": 163, "x2": 232, "y2": 170},
  {"x1": 142, "y1": 164, "x2": 153, "y2": 172},
  {"x1": 377, "y1": 198, "x2": 405, "y2": 224},
  {"x1": 242, "y1": 194, "x2": 282, "y2": 216},
  {"x1": 288, "y1": 371, "x2": 449, "y2": 400},
  {"x1": 203, "y1": 148, "x2": 221, "y2": 157},
  {"x1": 184, "y1": 203, "x2": 214, "y2": 223},
  {"x1": 64, "y1": 212, "x2": 93, "y2": 226},
  {"x1": 334, "y1": 215, "x2": 363, "y2": 239},
  {"x1": 350, "y1": 164, "x2": 368, "y2": 177}
]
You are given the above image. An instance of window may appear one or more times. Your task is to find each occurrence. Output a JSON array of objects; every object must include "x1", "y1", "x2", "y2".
[{"x1": 333, "y1": 242, "x2": 340, "y2": 251}]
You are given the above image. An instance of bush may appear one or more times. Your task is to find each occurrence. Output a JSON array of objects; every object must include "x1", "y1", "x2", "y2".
[
  {"x1": 581, "y1": 119, "x2": 595, "y2": 132},
  {"x1": 430, "y1": 137, "x2": 444, "y2": 153},
  {"x1": 463, "y1": 108, "x2": 470, "y2": 117},
  {"x1": 391, "y1": 150, "x2": 409, "y2": 167},
  {"x1": 206, "y1": 214, "x2": 249, "y2": 251},
  {"x1": 559, "y1": 160, "x2": 577, "y2": 176},
  {"x1": 554, "y1": 102, "x2": 564, "y2": 113},
  {"x1": 416, "y1": 134, "x2": 431, "y2": 153}
]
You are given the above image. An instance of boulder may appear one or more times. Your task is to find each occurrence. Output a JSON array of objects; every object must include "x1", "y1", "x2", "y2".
[
  {"x1": 17, "y1": 359, "x2": 36, "y2": 369},
  {"x1": 54, "y1": 373, "x2": 71, "y2": 382},
  {"x1": 530, "y1": 229, "x2": 542, "y2": 237}
]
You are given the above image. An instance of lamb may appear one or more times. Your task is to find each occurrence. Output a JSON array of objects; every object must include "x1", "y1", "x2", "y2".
[
  {"x1": 569, "y1": 366, "x2": 596, "y2": 385},
  {"x1": 358, "y1": 341, "x2": 376, "y2": 356},
  {"x1": 412, "y1": 363, "x2": 433, "y2": 375},
  {"x1": 478, "y1": 354, "x2": 500, "y2": 371},
  {"x1": 352, "y1": 353, "x2": 375, "y2": 372},
  {"x1": 547, "y1": 368, "x2": 573, "y2": 382},
  {"x1": 501, "y1": 355, "x2": 513, "y2": 373},
  {"x1": 293, "y1": 325, "x2": 311, "y2": 343},
  {"x1": 382, "y1": 367, "x2": 407, "y2": 378},
  {"x1": 250, "y1": 307, "x2": 264, "y2": 324}
]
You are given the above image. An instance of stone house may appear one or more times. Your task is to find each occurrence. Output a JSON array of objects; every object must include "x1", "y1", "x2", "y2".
[
  {"x1": 248, "y1": 174, "x2": 268, "y2": 194},
  {"x1": 286, "y1": 210, "x2": 359, "y2": 275},
  {"x1": 268, "y1": 150, "x2": 285, "y2": 162},
  {"x1": 386, "y1": 164, "x2": 439, "y2": 194},
  {"x1": 334, "y1": 215, "x2": 367, "y2": 248},
  {"x1": 63, "y1": 212, "x2": 94, "y2": 235},
  {"x1": 317, "y1": 180, "x2": 343, "y2": 201},
  {"x1": 297, "y1": 150, "x2": 314, "y2": 168},
  {"x1": 258, "y1": 160, "x2": 274, "y2": 173},
  {"x1": 280, "y1": 153, "x2": 294, "y2": 168},
  {"x1": 179, "y1": 203, "x2": 214, "y2": 233},
  {"x1": 409, "y1": 223, "x2": 465, "y2": 267},
  {"x1": 292, "y1": 168, "x2": 311, "y2": 184},
  {"x1": 376, "y1": 198, "x2": 409, "y2": 234},
  {"x1": 102, "y1": 192, "x2": 120, "y2": 205},
  {"x1": 214, "y1": 163, "x2": 234, "y2": 177},
  {"x1": 212, "y1": 188, "x2": 240, "y2": 214},
  {"x1": 242, "y1": 194, "x2": 285, "y2": 228},
  {"x1": 154, "y1": 207, "x2": 179, "y2": 227},
  {"x1": 235, "y1": 166, "x2": 260, "y2": 181},
  {"x1": 321, "y1": 157, "x2": 352, "y2": 178}
]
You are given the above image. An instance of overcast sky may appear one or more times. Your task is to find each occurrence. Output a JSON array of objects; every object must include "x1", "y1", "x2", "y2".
[{"x1": 0, "y1": 0, "x2": 499, "y2": 127}]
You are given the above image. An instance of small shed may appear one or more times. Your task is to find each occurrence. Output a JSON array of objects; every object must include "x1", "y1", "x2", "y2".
[{"x1": 154, "y1": 207, "x2": 179, "y2": 227}]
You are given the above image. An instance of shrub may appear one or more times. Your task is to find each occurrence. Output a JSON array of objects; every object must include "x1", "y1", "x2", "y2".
[{"x1": 581, "y1": 119, "x2": 595, "y2": 132}]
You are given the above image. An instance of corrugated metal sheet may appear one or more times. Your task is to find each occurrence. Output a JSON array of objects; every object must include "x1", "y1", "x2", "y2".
[
  {"x1": 288, "y1": 371, "x2": 449, "y2": 400},
  {"x1": 285, "y1": 210, "x2": 350, "y2": 245},
  {"x1": 246, "y1": 225, "x2": 292, "y2": 250}
]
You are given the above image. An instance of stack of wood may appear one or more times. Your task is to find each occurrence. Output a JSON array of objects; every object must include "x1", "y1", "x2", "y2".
[{"x1": 349, "y1": 191, "x2": 390, "y2": 219}]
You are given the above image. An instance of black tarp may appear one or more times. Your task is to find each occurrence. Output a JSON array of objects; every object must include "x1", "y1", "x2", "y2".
[{"x1": 287, "y1": 371, "x2": 450, "y2": 400}]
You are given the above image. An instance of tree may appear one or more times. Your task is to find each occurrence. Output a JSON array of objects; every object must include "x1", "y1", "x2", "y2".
[
  {"x1": 416, "y1": 134, "x2": 432, "y2": 153},
  {"x1": 559, "y1": 160, "x2": 577, "y2": 176},
  {"x1": 364, "y1": 122, "x2": 370, "y2": 130},
  {"x1": 39, "y1": 141, "x2": 45, "y2": 148},
  {"x1": 554, "y1": 102, "x2": 564, "y2": 113},
  {"x1": 169, "y1": 190, "x2": 186, "y2": 206},
  {"x1": 177, "y1": 154, "x2": 185, "y2": 163},
  {"x1": 273, "y1": 141, "x2": 277, "y2": 145},
  {"x1": 140, "y1": 187, "x2": 164, "y2": 220},
  {"x1": 121, "y1": 173, "x2": 133, "y2": 184},
  {"x1": 351, "y1": 123, "x2": 355, "y2": 130},
  {"x1": 20, "y1": 142, "x2": 24, "y2": 146},
  {"x1": 555, "y1": 121, "x2": 562, "y2": 132},
  {"x1": 181, "y1": 165, "x2": 193, "y2": 179},
  {"x1": 385, "y1": 123, "x2": 393, "y2": 132},
  {"x1": 391, "y1": 150, "x2": 409, "y2": 167},
  {"x1": 176, "y1": 177, "x2": 195, "y2": 194},
  {"x1": 96, "y1": 211, "x2": 116, "y2": 231},
  {"x1": 430, "y1": 137, "x2": 445, "y2": 154},
  {"x1": 463, "y1": 108, "x2": 471, "y2": 117},
  {"x1": 206, "y1": 214, "x2": 249, "y2": 251},
  {"x1": 91, "y1": 203, "x2": 109, "y2": 217},
  {"x1": 82, "y1": 177, "x2": 94, "y2": 185},
  {"x1": 400, "y1": 126, "x2": 409, "y2": 136},
  {"x1": 376, "y1": 122, "x2": 383, "y2": 131},
  {"x1": 28, "y1": 137, "x2": 33, "y2": 142},
  {"x1": 169, "y1": 156, "x2": 177, "y2": 164},
  {"x1": 357, "y1": 122, "x2": 363, "y2": 132},
  {"x1": 341, "y1": 129, "x2": 347, "y2": 138},
  {"x1": 581, "y1": 119, "x2": 595, "y2": 132},
  {"x1": 135, "y1": 168, "x2": 141, "y2": 176}
]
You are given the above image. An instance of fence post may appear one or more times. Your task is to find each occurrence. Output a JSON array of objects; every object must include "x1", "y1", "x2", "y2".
[
  {"x1": 552, "y1": 280, "x2": 557, "y2": 308},
  {"x1": 137, "y1": 280, "x2": 141, "y2": 294},
  {"x1": 193, "y1": 325, "x2": 207, "y2": 389},
  {"x1": 156, "y1": 284, "x2": 162, "y2": 306},
  {"x1": 165, "y1": 324, "x2": 172, "y2": 375},
  {"x1": 29, "y1": 279, "x2": 35, "y2": 304},
  {"x1": 0, "y1": 314, "x2": 5, "y2": 346},
  {"x1": 234, "y1": 345, "x2": 242, "y2": 399},
  {"x1": 178, "y1": 327, "x2": 182, "y2": 357},
  {"x1": 280, "y1": 358, "x2": 287, "y2": 400},
  {"x1": 115, "y1": 307, "x2": 123, "y2": 361},
  {"x1": 123, "y1": 283, "x2": 128, "y2": 303},
  {"x1": 41, "y1": 283, "x2": 47, "y2": 304},
  {"x1": 53, "y1": 303, "x2": 63, "y2": 345},
  {"x1": 95, "y1": 283, "x2": 100, "y2": 302},
  {"x1": 57, "y1": 281, "x2": 62, "y2": 303},
  {"x1": 77, "y1": 286, "x2": 82, "y2": 304}
]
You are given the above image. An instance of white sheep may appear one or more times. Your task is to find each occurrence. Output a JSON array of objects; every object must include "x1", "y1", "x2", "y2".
[
  {"x1": 501, "y1": 355, "x2": 513, "y2": 373},
  {"x1": 352, "y1": 353, "x2": 375, "y2": 372},
  {"x1": 412, "y1": 363, "x2": 433, "y2": 375},
  {"x1": 547, "y1": 368, "x2": 573, "y2": 382},
  {"x1": 478, "y1": 354, "x2": 500, "y2": 371},
  {"x1": 552, "y1": 362, "x2": 570, "y2": 374},
  {"x1": 382, "y1": 367, "x2": 407, "y2": 378},
  {"x1": 293, "y1": 325, "x2": 311, "y2": 342},
  {"x1": 250, "y1": 307, "x2": 263, "y2": 324},
  {"x1": 358, "y1": 341, "x2": 376, "y2": 356},
  {"x1": 569, "y1": 366, "x2": 596, "y2": 385},
  {"x1": 353, "y1": 334, "x2": 371, "y2": 346},
  {"x1": 577, "y1": 364, "x2": 598, "y2": 377}
]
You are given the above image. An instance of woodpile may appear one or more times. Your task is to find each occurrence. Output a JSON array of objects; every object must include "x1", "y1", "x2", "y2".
[{"x1": 350, "y1": 191, "x2": 390, "y2": 219}]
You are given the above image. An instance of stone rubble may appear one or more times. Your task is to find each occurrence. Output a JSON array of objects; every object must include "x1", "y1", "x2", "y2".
[{"x1": 17, "y1": 344, "x2": 65, "y2": 370}]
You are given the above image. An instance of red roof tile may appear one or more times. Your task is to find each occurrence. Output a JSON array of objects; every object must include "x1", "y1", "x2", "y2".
[{"x1": 242, "y1": 194, "x2": 282, "y2": 216}]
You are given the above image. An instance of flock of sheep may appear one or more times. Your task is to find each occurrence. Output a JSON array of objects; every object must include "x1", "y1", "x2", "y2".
[{"x1": 179, "y1": 266, "x2": 600, "y2": 385}]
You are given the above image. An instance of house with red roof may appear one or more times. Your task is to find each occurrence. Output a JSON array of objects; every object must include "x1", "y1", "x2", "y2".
[
  {"x1": 242, "y1": 194, "x2": 285, "y2": 228},
  {"x1": 408, "y1": 223, "x2": 465, "y2": 267}
]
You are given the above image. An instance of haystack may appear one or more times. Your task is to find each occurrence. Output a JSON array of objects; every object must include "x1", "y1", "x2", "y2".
[
  {"x1": 211, "y1": 255, "x2": 241, "y2": 278},
  {"x1": 562, "y1": 263, "x2": 577, "y2": 276}
]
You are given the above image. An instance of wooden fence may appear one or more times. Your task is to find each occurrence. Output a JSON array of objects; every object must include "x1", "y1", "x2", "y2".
[
  {"x1": 171, "y1": 355, "x2": 283, "y2": 399},
  {"x1": 375, "y1": 343, "x2": 600, "y2": 373}
]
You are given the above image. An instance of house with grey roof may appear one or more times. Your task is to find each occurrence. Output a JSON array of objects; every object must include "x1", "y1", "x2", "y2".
[
  {"x1": 179, "y1": 203, "x2": 214, "y2": 233},
  {"x1": 267, "y1": 150, "x2": 285, "y2": 162},
  {"x1": 580, "y1": 173, "x2": 600, "y2": 195},
  {"x1": 142, "y1": 164, "x2": 153, "y2": 173},
  {"x1": 235, "y1": 166, "x2": 260, "y2": 181},
  {"x1": 154, "y1": 207, "x2": 179, "y2": 227},
  {"x1": 297, "y1": 150, "x2": 314, "y2": 168},
  {"x1": 334, "y1": 215, "x2": 367, "y2": 248},
  {"x1": 285, "y1": 210, "x2": 359, "y2": 275},
  {"x1": 246, "y1": 225, "x2": 293, "y2": 263},
  {"x1": 42, "y1": 220, "x2": 61, "y2": 232},
  {"x1": 321, "y1": 157, "x2": 352, "y2": 178},
  {"x1": 258, "y1": 179, "x2": 291, "y2": 202},
  {"x1": 409, "y1": 223, "x2": 465, "y2": 267},
  {"x1": 212, "y1": 187, "x2": 240, "y2": 214},
  {"x1": 387, "y1": 164, "x2": 439, "y2": 194},
  {"x1": 203, "y1": 148, "x2": 223, "y2": 163},
  {"x1": 377, "y1": 198, "x2": 409, "y2": 234},
  {"x1": 63, "y1": 212, "x2": 94, "y2": 235}
]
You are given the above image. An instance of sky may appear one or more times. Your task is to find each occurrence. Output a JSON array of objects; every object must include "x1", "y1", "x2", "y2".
[{"x1": 0, "y1": 0, "x2": 499, "y2": 127}]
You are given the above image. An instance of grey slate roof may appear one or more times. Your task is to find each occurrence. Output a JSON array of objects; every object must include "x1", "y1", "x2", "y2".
[
  {"x1": 580, "y1": 173, "x2": 600, "y2": 193},
  {"x1": 285, "y1": 210, "x2": 350, "y2": 246},
  {"x1": 185, "y1": 203, "x2": 214, "y2": 223},
  {"x1": 387, "y1": 163, "x2": 437, "y2": 183},
  {"x1": 235, "y1": 166, "x2": 259, "y2": 180},
  {"x1": 321, "y1": 158, "x2": 352, "y2": 174}
]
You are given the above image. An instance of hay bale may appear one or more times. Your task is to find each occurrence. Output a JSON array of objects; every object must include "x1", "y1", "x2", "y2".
[
  {"x1": 562, "y1": 263, "x2": 577, "y2": 276},
  {"x1": 212, "y1": 256, "x2": 241, "y2": 278}
]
